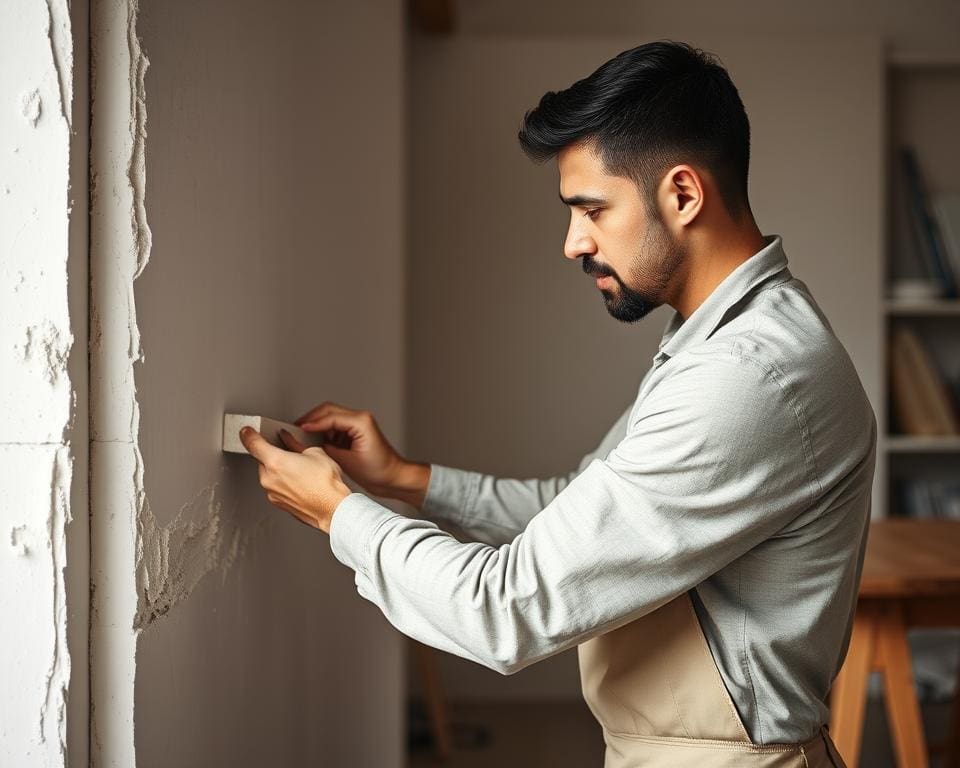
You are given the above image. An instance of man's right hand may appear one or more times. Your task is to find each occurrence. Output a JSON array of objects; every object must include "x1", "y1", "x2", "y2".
[{"x1": 294, "y1": 401, "x2": 430, "y2": 509}]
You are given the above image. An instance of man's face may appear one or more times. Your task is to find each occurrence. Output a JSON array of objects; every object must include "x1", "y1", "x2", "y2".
[{"x1": 557, "y1": 141, "x2": 686, "y2": 323}]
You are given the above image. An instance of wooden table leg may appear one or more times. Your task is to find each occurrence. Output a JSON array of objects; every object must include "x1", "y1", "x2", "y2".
[
  {"x1": 413, "y1": 640, "x2": 452, "y2": 760},
  {"x1": 874, "y1": 601, "x2": 929, "y2": 768},
  {"x1": 949, "y1": 652, "x2": 960, "y2": 768},
  {"x1": 831, "y1": 602, "x2": 877, "y2": 767}
]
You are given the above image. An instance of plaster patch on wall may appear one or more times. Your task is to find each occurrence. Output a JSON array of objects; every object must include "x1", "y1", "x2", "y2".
[
  {"x1": 20, "y1": 89, "x2": 42, "y2": 127},
  {"x1": 134, "y1": 473, "x2": 263, "y2": 630}
]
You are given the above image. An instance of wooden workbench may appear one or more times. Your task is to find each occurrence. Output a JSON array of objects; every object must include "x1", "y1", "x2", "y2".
[{"x1": 830, "y1": 519, "x2": 960, "y2": 767}]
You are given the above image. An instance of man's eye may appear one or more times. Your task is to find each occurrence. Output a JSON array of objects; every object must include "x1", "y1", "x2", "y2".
[{"x1": 585, "y1": 208, "x2": 601, "y2": 221}]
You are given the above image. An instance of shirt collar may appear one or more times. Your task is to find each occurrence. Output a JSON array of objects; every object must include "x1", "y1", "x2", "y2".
[{"x1": 655, "y1": 234, "x2": 790, "y2": 363}]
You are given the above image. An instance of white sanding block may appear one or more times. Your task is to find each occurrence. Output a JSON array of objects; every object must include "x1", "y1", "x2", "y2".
[{"x1": 222, "y1": 413, "x2": 324, "y2": 455}]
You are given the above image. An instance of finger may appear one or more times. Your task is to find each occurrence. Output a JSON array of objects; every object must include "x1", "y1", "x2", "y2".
[
  {"x1": 293, "y1": 401, "x2": 348, "y2": 426},
  {"x1": 240, "y1": 426, "x2": 283, "y2": 465},
  {"x1": 278, "y1": 428, "x2": 307, "y2": 453},
  {"x1": 317, "y1": 427, "x2": 348, "y2": 449},
  {"x1": 319, "y1": 440, "x2": 350, "y2": 455},
  {"x1": 298, "y1": 411, "x2": 365, "y2": 441}
]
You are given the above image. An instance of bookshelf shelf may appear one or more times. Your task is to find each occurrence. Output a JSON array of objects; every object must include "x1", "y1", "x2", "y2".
[
  {"x1": 885, "y1": 435, "x2": 960, "y2": 453},
  {"x1": 884, "y1": 299, "x2": 960, "y2": 316},
  {"x1": 882, "y1": 53, "x2": 960, "y2": 521}
]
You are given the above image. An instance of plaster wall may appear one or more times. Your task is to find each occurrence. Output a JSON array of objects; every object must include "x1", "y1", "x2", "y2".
[
  {"x1": 0, "y1": 0, "x2": 87, "y2": 764},
  {"x1": 407, "y1": 33, "x2": 884, "y2": 700},
  {"x1": 89, "y1": 1, "x2": 406, "y2": 765}
]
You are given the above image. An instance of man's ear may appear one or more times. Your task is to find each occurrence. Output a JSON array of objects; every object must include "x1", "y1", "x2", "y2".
[{"x1": 663, "y1": 164, "x2": 704, "y2": 224}]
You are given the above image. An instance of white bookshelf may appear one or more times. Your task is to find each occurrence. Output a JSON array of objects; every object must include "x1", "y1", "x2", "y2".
[
  {"x1": 884, "y1": 435, "x2": 960, "y2": 454},
  {"x1": 882, "y1": 51, "x2": 960, "y2": 519},
  {"x1": 884, "y1": 299, "x2": 960, "y2": 317}
]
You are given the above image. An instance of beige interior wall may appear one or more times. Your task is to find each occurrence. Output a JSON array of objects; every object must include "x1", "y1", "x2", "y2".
[
  {"x1": 451, "y1": 0, "x2": 960, "y2": 49},
  {"x1": 130, "y1": 2, "x2": 407, "y2": 765},
  {"x1": 407, "y1": 32, "x2": 884, "y2": 700}
]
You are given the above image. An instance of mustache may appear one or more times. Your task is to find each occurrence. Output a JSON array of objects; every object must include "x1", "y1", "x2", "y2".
[{"x1": 582, "y1": 255, "x2": 615, "y2": 280}]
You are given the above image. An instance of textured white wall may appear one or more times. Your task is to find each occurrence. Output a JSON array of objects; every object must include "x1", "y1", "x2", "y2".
[{"x1": 0, "y1": 0, "x2": 87, "y2": 764}]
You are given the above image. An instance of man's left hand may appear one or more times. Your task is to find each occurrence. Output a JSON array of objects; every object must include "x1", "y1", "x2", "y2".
[{"x1": 239, "y1": 426, "x2": 352, "y2": 534}]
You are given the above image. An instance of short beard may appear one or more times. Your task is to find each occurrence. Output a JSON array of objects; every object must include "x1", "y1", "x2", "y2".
[{"x1": 583, "y1": 216, "x2": 684, "y2": 324}]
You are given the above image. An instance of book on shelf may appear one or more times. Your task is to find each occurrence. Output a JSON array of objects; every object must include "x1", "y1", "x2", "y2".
[
  {"x1": 932, "y1": 192, "x2": 960, "y2": 289},
  {"x1": 898, "y1": 477, "x2": 960, "y2": 519},
  {"x1": 888, "y1": 326, "x2": 960, "y2": 435},
  {"x1": 899, "y1": 146, "x2": 957, "y2": 298}
]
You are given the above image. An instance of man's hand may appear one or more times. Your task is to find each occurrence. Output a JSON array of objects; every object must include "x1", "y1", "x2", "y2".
[
  {"x1": 294, "y1": 401, "x2": 431, "y2": 508},
  {"x1": 239, "y1": 426, "x2": 352, "y2": 534}
]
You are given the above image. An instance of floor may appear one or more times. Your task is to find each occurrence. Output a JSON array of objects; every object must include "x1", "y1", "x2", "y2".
[
  {"x1": 407, "y1": 698, "x2": 604, "y2": 767},
  {"x1": 406, "y1": 696, "x2": 956, "y2": 767}
]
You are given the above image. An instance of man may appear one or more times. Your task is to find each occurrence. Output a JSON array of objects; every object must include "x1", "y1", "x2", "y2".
[{"x1": 240, "y1": 40, "x2": 875, "y2": 767}]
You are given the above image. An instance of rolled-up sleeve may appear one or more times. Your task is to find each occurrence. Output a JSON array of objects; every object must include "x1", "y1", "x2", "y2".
[{"x1": 328, "y1": 356, "x2": 817, "y2": 675}]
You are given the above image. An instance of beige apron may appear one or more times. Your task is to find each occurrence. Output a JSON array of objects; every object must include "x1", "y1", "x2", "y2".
[{"x1": 578, "y1": 591, "x2": 847, "y2": 767}]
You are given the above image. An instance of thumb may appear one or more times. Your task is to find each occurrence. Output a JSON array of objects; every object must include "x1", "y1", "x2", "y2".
[{"x1": 239, "y1": 426, "x2": 281, "y2": 464}]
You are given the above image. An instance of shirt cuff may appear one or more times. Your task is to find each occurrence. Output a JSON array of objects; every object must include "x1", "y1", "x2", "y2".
[
  {"x1": 420, "y1": 463, "x2": 483, "y2": 526},
  {"x1": 328, "y1": 492, "x2": 397, "y2": 574}
]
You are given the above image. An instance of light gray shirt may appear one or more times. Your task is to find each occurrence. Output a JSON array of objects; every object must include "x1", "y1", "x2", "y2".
[{"x1": 329, "y1": 233, "x2": 877, "y2": 745}]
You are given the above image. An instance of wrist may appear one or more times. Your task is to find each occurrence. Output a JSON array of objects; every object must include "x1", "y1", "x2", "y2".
[
  {"x1": 323, "y1": 481, "x2": 354, "y2": 534},
  {"x1": 383, "y1": 459, "x2": 431, "y2": 510}
]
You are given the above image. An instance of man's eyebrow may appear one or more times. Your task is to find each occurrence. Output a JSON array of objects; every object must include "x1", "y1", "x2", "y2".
[{"x1": 559, "y1": 192, "x2": 608, "y2": 207}]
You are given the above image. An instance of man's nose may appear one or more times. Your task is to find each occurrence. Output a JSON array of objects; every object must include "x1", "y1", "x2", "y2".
[{"x1": 564, "y1": 221, "x2": 597, "y2": 262}]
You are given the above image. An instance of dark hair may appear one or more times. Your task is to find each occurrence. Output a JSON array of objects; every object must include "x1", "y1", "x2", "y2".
[{"x1": 518, "y1": 40, "x2": 752, "y2": 221}]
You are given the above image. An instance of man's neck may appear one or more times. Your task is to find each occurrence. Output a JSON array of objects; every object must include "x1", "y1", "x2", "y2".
[{"x1": 672, "y1": 226, "x2": 767, "y2": 320}]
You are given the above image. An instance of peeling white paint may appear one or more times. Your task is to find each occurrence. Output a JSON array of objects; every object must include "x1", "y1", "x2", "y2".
[
  {"x1": 43, "y1": 0, "x2": 72, "y2": 129},
  {"x1": 0, "y1": 0, "x2": 76, "y2": 764}
]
